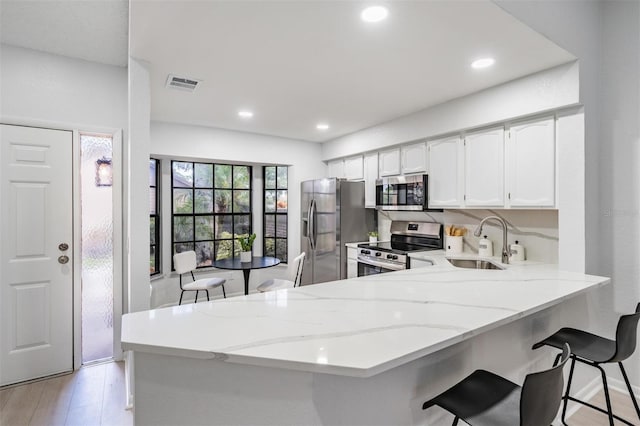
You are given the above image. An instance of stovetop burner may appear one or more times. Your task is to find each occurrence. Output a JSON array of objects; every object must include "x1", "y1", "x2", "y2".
[
  {"x1": 358, "y1": 221, "x2": 444, "y2": 255},
  {"x1": 357, "y1": 241, "x2": 441, "y2": 255}
]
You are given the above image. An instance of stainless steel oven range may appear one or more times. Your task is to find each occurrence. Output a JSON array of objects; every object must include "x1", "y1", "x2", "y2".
[{"x1": 357, "y1": 221, "x2": 443, "y2": 276}]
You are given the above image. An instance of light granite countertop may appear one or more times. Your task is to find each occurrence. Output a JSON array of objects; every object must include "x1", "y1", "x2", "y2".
[{"x1": 122, "y1": 259, "x2": 609, "y2": 378}]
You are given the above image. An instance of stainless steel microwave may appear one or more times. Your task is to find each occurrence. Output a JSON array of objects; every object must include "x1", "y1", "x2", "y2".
[{"x1": 376, "y1": 174, "x2": 436, "y2": 211}]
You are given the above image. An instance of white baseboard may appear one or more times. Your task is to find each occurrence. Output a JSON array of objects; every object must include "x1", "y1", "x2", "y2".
[
  {"x1": 608, "y1": 375, "x2": 640, "y2": 396},
  {"x1": 562, "y1": 376, "x2": 602, "y2": 421},
  {"x1": 562, "y1": 373, "x2": 640, "y2": 421}
]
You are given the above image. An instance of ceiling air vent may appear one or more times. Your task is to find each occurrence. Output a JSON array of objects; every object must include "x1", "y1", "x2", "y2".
[{"x1": 166, "y1": 74, "x2": 201, "y2": 93}]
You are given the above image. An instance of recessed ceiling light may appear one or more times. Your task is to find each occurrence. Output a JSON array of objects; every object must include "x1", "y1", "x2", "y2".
[
  {"x1": 316, "y1": 123, "x2": 330, "y2": 130},
  {"x1": 238, "y1": 110, "x2": 254, "y2": 118},
  {"x1": 471, "y1": 58, "x2": 495, "y2": 69},
  {"x1": 361, "y1": 6, "x2": 388, "y2": 23}
]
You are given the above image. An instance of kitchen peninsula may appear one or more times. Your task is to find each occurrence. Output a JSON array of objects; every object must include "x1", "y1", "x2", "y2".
[{"x1": 122, "y1": 256, "x2": 609, "y2": 425}]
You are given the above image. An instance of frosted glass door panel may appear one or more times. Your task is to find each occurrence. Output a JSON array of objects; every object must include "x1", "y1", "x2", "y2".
[{"x1": 80, "y1": 134, "x2": 114, "y2": 363}]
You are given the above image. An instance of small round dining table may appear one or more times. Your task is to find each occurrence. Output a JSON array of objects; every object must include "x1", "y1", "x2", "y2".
[{"x1": 212, "y1": 256, "x2": 281, "y2": 295}]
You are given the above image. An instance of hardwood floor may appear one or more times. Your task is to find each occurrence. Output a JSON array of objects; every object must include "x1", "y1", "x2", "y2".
[
  {"x1": 0, "y1": 362, "x2": 132, "y2": 426},
  {"x1": 0, "y1": 361, "x2": 637, "y2": 425},
  {"x1": 566, "y1": 386, "x2": 639, "y2": 426}
]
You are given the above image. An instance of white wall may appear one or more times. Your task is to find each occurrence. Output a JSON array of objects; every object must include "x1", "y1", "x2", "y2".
[
  {"x1": 127, "y1": 58, "x2": 151, "y2": 313},
  {"x1": 148, "y1": 121, "x2": 325, "y2": 307},
  {"x1": 322, "y1": 61, "x2": 579, "y2": 160},
  {"x1": 0, "y1": 45, "x2": 127, "y2": 131},
  {"x1": 0, "y1": 44, "x2": 128, "y2": 364},
  {"x1": 498, "y1": 0, "x2": 640, "y2": 392}
]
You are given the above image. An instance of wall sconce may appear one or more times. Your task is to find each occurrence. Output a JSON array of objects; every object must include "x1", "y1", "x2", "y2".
[{"x1": 96, "y1": 157, "x2": 113, "y2": 187}]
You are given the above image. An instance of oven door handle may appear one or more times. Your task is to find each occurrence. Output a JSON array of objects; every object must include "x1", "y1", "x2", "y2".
[{"x1": 357, "y1": 258, "x2": 405, "y2": 271}]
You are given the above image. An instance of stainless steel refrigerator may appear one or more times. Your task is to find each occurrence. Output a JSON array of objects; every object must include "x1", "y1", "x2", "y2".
[{"x1": 301, "y1": 178, "x2": 368, "y2": 285}]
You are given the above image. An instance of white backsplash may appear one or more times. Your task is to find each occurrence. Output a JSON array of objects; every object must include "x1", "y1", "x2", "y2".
[{"x1": 378, "y1": 209, "x2": 559, "y2": 263}]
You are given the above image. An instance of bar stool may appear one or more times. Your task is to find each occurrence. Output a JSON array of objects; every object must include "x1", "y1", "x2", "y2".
[
  {"x1": 422, "y1": 344, "x2": 570, "y2": 426},
  {"x1": 532, "y1": 302, "x2": 640, "y2": 426}
]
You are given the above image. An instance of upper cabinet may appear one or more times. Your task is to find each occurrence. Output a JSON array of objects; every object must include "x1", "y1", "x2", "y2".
[
  {"x1": 401, "y1": 142, "x2": 427, "y2": 174},
  {"x1": 327, "y1": 159, "x2": 345, "y2": 179},
  {"x1": 464, "y1": 128, "x2": 505, "y2": 207},
  {"x1": 507, "y1": 117, "x2": 556, "y2": 207},
  {"x1": 343, "y1": 155, "x2": 364, "y2": 180},
  {"x1": 363, "y1": 152, "x2": 378, "y2": 208},
  {"x1": 428, "y1": 137, "x2": 463, "y2": 208},
  {"x1": 324, "y1": 117, "x2": 556, "y2": 210},
  {"x1": 378, "y1": 148, "x2": 401, "y2": 177}
]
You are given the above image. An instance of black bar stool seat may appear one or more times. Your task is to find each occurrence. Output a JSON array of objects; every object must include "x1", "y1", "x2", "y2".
[
  {"x1": 423, "y1": 344, "x2": 570, "y2": 426},
  {"x1": 532, "y1": 302, "x2": 640, "y2": 426},
  {"x1": 533, "y1": 328, "x2": 616, "y2": 362}
]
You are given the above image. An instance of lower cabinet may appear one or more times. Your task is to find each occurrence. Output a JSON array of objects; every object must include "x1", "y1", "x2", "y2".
[{"x1": 347, "y1": 246, "x2": 358, "y2": 278}]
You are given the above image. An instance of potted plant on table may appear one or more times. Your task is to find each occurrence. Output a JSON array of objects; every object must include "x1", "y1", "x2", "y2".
[
  {"x1": 237, "y1": 233, "x2": 256, "y2": 262},
  {"x1": 368, "y1": 231, "x2": 379, "y2": 243}
]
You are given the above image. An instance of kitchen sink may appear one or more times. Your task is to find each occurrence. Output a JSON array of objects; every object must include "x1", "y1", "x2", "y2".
[{"x1": 446, "y1": 258, "x2": 504, "y2": 270}]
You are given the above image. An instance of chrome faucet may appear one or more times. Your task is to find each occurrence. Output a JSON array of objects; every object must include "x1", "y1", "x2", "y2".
[{"x1": 473, "y1": 216, "x2": 510, "y2": 264}]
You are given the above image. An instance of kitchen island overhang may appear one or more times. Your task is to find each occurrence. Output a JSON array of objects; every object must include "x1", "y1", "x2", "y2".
[{"x1": 123, "y1": 258, "x2": 610, "y2": 425}]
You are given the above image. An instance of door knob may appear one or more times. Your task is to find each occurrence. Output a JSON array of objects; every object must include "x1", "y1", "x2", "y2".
[
  {"x1": 58, "y1": 255, "x2": 69, "y2": 264},
  {"x1": 58, "y1": 243, "x2": 69, "y2": 251}
]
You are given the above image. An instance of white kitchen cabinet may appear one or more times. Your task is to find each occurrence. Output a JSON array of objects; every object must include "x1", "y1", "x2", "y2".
[
  {"x1": 343, "y1": 155, "x2": 364, "y2": 180},
  {"x1": 347, "y1": 246, "x2": 358, "y2": 278},
  {"x1": 378, "y1": 148, "x2": 401, "y2": 177},
  {"x1": 327, "y1": 159, "x2": 345, "y2": 178},
  {"x1": 428, "y1": 137, "x2": 463, "y2": 208},
  {"x1": 364, "y1": 152, "x2": 379, "y2": 208},
  {"x1": 464, "y1": 128, "x2": 505, "y2": 207},
  {"x1": 508, "y1": 117, "x2": 556, "y2": 207},
  {"x1": 401, "y1": 142, "x2": 427, "y2": 174}
]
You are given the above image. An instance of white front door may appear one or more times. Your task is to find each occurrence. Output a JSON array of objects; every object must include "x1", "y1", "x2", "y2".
[{"x1": 0, "y1": 124, "x2": 73, "y2": 386}]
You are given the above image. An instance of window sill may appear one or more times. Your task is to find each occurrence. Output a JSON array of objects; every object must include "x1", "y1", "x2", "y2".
[{"x1": 150, "y1": 273, "x2": 164, "y2": 282}]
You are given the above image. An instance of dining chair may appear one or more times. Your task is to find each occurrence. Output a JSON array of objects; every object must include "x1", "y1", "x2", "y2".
[
  {"x1": 173, "y1": 251, "x2": 226, "y2": 305},
  {"x1": 422, "y1": 344, "x2": 570, "y2": 426},
  {"x1": 532, "y1": 302, "x2": 640, "y2": 426},
  {"x1": 256, "y1": 252, "x2": 305, "y2": 293}
]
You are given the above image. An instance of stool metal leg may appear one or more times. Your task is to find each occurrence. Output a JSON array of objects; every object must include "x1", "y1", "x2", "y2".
[
  {"x1": 597, "y1": 364, "x2": 615, "y2": 426},
  {"x1": 452, "y1": 416, "x2": 459, "y2": 426},
  {"x1": 552, "y1": 352, "x2": 562, "y2": 367},
  {"x1": 561, "y1": 356, "x2": 577, "y2": 426},
  {"x1": 194, "y1": 290, "x2": 199, "y2": 303},
  {"x1": 619, "y1": 362, "x2": 640, "y2": 421}
]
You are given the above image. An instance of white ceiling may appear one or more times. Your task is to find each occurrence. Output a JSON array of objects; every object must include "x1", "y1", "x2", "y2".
[
  {"x1": 1, "y1": 1, "x2": 575, "y2": 143},
  {"x1": 1, "y1": 0, "x2": 128, "y2": 67},
  {"x1": 130, "y1": 1, "x2": 574, "y2": 143}
]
